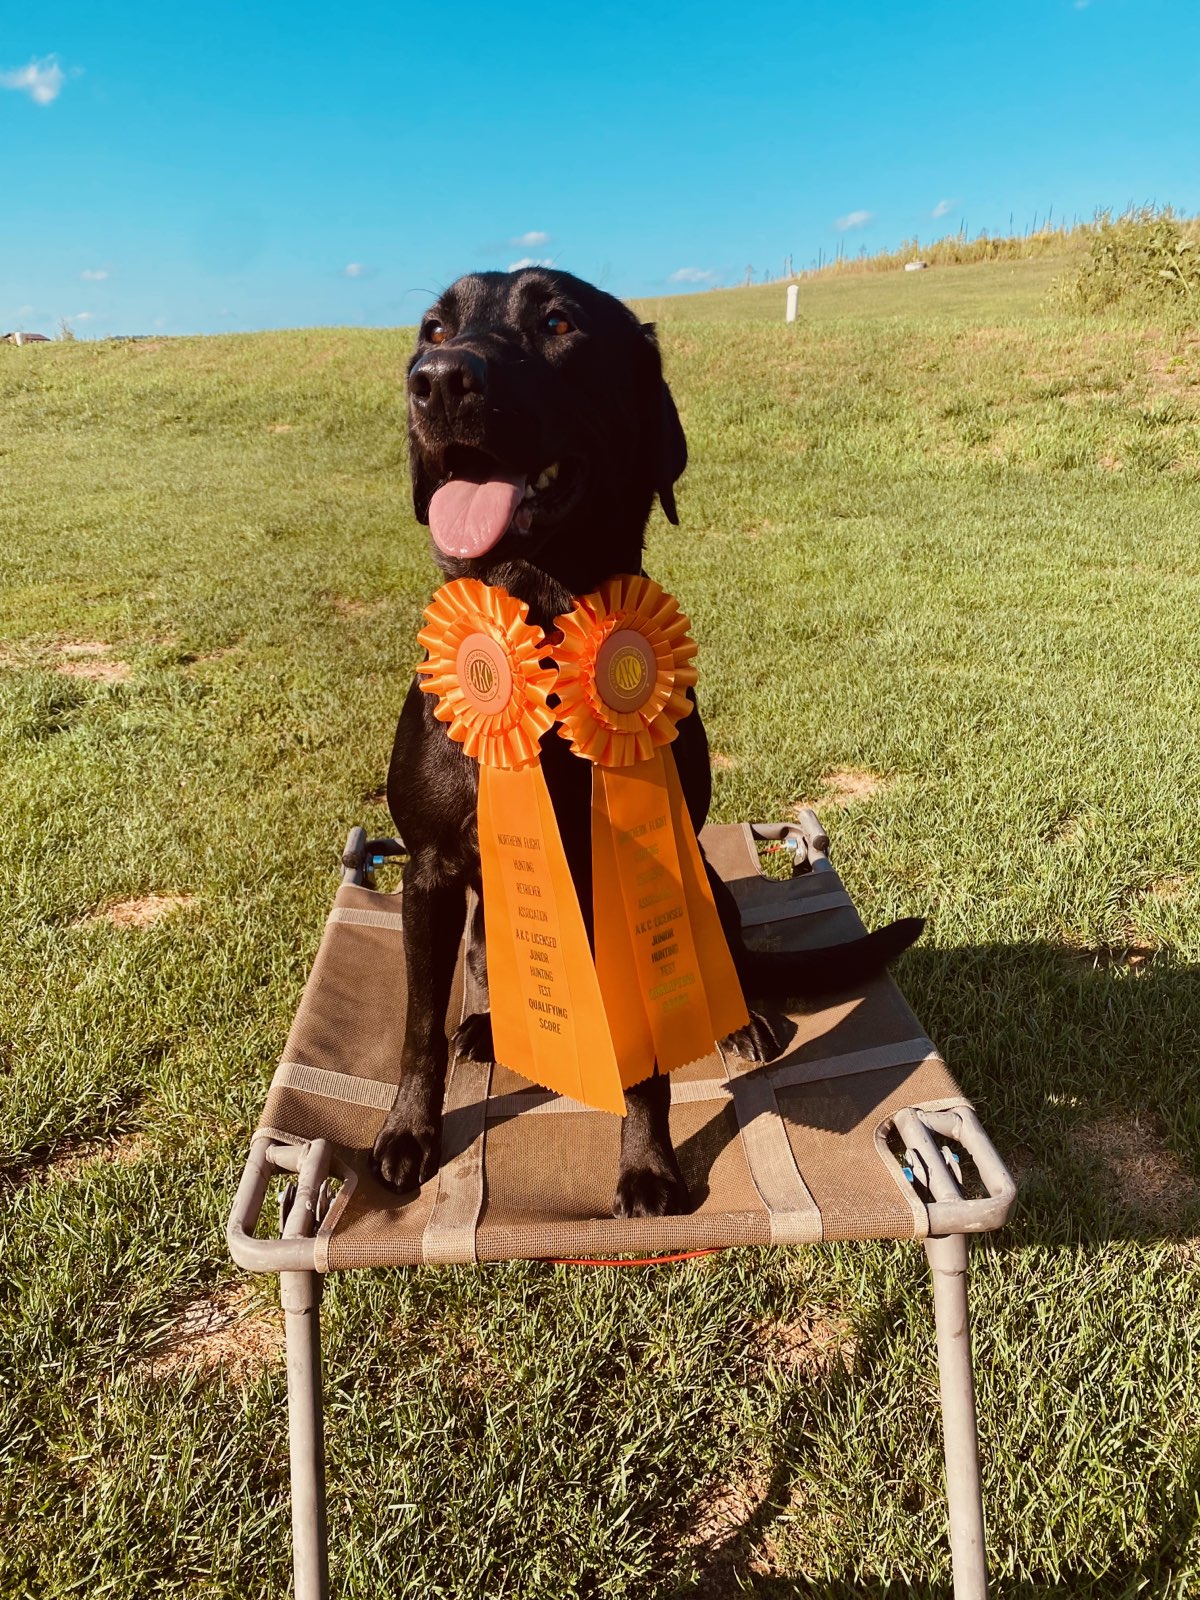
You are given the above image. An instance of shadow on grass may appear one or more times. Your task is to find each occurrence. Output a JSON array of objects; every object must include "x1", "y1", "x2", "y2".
[
  {"x1": 669, "y1": 938, "x2": 1200, "y2": 1597},
  {"x1": 896, "y1": 939, "x2": 1200, "y2": 1248},
  {"x1": 675, "y1": 1280, "x2": 1200, "y2": 1600}
]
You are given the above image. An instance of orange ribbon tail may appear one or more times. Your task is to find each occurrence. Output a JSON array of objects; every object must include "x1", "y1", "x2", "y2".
[
  {"x1": 479, "y1": 764, "x2": 626, "y2": 1115},
  {"x1": 592, "y1": 748, "x2": 749, "y2": 1083}
]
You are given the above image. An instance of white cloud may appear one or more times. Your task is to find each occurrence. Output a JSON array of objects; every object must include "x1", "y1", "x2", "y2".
[
  {"x1": 73, "y1": 311, "x2": 93, "y2": 321},
  {"x1": 668, "y1": 267, "x2": 716, "y2": 285},
  {"x1": 508, "y1": 256, "x2": 554, "y2": 271},
  {"x1": 0, "y1": 55, "x2": 67, "y2": 105},
  {"x1": 344, "y1": 262, "x2": 365, "y2": 278},
  {"x1": 931, "y1": 198, "x2": 958, "y2": 219},
  {"x1": 835, "y1": 210, "x2": 874, "y2": 232},
  {"x1": 510, "y1": 231, "x2": 550, "y2": 247},
  {"x1": 81, "y1": 268, "x2": 108, "y2": 282}
]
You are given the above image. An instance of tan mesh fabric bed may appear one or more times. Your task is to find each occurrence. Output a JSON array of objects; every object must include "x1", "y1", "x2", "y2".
[
  {"x1": 252, "y1": 822, "x2": 980, "y2": 1268},
  {"x1": 227, "y1": 815, "x2": 1016, "y2": 1600}
]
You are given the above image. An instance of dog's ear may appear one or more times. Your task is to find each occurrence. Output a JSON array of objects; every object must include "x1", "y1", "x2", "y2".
[
  {"x1": 656, "y1": 381, "x2": 687, "y2": 525},
  {"x1": 642, "y1": 322, "x2": 687, "y2": 525}
]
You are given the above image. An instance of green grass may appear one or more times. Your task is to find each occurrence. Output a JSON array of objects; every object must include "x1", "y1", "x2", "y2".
[{"x1": 3, "y1": 261, "x2": 1200, "y2": 1597}]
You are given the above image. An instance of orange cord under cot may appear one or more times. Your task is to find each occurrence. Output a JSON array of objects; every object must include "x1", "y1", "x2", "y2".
[{"x1": 549, "y1": 1247, "x2": 727, "y2": 1268}]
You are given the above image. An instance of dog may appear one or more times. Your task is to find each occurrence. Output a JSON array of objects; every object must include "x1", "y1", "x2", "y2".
[{"x1": 372, "y1": 267, "x2": 922, "y2": 1217}]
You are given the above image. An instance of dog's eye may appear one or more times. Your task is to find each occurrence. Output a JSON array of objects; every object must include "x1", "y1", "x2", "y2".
[
  {"x1": 545, "y1": 313, "x2": 572, "y2": 337},
  {"x1": 425, "y1": 321, "x2": 447, "y2": 346}
]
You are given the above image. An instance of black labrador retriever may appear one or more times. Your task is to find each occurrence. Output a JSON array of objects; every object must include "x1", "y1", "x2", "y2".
[{"x1": 373, "y1": 267, "x2": 922, "y2": 1217}]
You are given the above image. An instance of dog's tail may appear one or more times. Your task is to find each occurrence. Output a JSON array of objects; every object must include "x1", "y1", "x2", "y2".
[{"x1": 733, "y1": 916, "x2": 925, "y2": 999}]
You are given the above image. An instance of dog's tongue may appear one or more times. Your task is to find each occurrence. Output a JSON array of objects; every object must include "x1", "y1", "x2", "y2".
[{"x1": 428, "y1": 475, "x2": 525, "y2": 559}]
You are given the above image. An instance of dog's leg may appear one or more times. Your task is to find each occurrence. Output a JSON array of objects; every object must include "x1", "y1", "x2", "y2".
[
  {"x1": 452, "y1": 890, "x2": 494, "y2": 1062},
  {"x1": 371, "y1": 851, "x2": 466, "y2": 1193},
  {"x1": 613, "y1": 1071, "x2": 689, "y2": 1217},
  {"x1": 705, "y1": 857, "x2": 782, "y2": 1063}
]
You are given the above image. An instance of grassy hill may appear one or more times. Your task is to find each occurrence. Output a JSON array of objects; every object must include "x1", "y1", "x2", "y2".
[
  {"x1": 2, "y1": 254, "x2": 1200, "y2": 1597},
  {"x1": 636, "y1": 253, "x2": 1067, "y2": 324}
]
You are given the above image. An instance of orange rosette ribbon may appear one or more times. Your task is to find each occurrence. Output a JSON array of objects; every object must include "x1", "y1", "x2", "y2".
[
  {"x1": 416, "y1": 577, "x2": 555, "y2": 768},
  {"x1": 417, "y1": 579, "x2": 625, "y2": 1115},
  {"x1": 553, "y1": 575, "x2": 698, "y2": 766},
  {"x1": 554, "y1": 576, "x2": 749, "y2": 1087}
]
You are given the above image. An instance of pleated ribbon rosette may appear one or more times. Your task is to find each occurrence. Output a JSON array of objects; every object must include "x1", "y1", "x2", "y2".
[
  {"x1": 416, "y1": 578, "x2": 625, "y2": 1114},
  {"x1": 553, "y1": 576, "x2": 750, "y2": 1087}
]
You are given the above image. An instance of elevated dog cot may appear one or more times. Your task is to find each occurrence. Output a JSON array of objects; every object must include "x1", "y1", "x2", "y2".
[{"x1": 227, "y1": 811, "x2": 1016, "y2": 1600}]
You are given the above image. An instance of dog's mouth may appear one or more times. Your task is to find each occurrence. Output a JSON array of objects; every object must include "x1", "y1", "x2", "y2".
[{"x1": 426, "y1": 446, "x2": 572, "y2": 561}]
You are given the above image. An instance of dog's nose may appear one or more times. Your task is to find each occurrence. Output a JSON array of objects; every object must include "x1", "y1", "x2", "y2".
[{"x1": 408, "y1": 349, "x2": 488, "y2": 420}]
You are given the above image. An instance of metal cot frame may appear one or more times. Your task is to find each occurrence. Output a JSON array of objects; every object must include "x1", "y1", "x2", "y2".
[{"x1": 227, "y1": 816, "x2": 1016, "y2": 1600}]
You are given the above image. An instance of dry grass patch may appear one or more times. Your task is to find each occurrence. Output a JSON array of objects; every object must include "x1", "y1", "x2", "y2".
[
  {"x1": 800, "y1": 767, "x2": 893, "y2": 810},
  {"x1": 1070, "y1": 1113, "x2": 1200, "y2": 1228},
  {"x1": 145, "y1": 1284, "x2": 284, "y2": 1382},
  {"x1": 709, "y1": 751, "x2": 736, "y2": 770},
  {"x1": 93, "y1": 892, "x2": 195, "y2": 928},
  {"x1": 266, "y1": 422, "x2": 296, "y2": 433}
]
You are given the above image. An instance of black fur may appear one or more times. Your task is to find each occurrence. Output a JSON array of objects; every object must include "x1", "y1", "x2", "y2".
[{"x1": 373, "y1": 268, "x2": 922, "y2": 1217}]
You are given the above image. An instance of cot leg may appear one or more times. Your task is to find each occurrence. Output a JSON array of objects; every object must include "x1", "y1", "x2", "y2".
[
  {"x1": 924, "y1": 1233, "x2": 988, "y2": 1600},
  {"x1": 282, "y1": 1269, "x2": 330, "y2": 1600}
]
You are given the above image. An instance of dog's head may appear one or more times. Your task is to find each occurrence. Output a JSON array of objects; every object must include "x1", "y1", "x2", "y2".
[{"x1": 406, "y1": 268, "x2": 686, "y2": 594}]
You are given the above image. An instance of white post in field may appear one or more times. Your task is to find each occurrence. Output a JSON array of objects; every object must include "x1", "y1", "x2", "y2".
[{"x1": 785, "y1": 284, "x2": 798, "y2": 323}]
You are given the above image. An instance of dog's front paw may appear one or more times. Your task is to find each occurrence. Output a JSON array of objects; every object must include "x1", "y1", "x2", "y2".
[
  {"x1": 452, "y1": 1010, "x2": 494, "y2": 1062},
  {"x1": 371, "y1": 1103, "x2": 442, "y2": 1194},
  {"x1": 720, "y1": 1010, "x2": 781, "y2": 1063},
  {"x1": 613, "y1": 1163, "x2": 690, "y2": 1219}
]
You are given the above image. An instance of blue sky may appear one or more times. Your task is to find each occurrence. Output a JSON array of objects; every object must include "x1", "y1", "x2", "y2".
[{"x1": 4, "y1": 0, "x2": 1199, "y2": 337}]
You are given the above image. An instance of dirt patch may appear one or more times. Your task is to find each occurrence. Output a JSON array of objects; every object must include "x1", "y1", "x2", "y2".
[
  {"x1": 328, "y1": 594, "x2": 386, "y2": 618},
  {"x1": 1145, "y1": 338, "x2": 1200, "y2": 400},
  {"x1": 48, "y1": 1129, "x2": 154, "y2": 1179},
  {"x1": 56, "y1": 657, "x2": 132, "y2": 682},
  {"x1": 180, "y1": 644, "x2": 239, "y2": 666},
  {"x1": 93, "y1": 893, "x2": 195, "y2": 929},
  {"x1": 800, "y1": 767, "x2": 892, "y2": 809},
  {"x1": 145, "y1": 1284, "x2": 284, "y2": 1382},
  {"x1": 1071, "y1": 941, "x2": 1156, "y2": 972},
  {"x1": 748, "y1": 1309, "x2": 856, "y2": 1380},
  {"x1": 53, "y1": 641, "x2": 132, "y2": 683},
  {"x1": 266, "y1": 422, "x2": 296, "y2": 433},
  {"x1": 1098, "y1": 453, "x2": 1125, "y2": 473},
  {"x1": 685, "y1": 1465, "x2": 774, "y2": 1595},
  {"x1": 1147, "y1": 873, "x2": 1193, "y2": 903},
  {"x1": 709, "y1": 752, "x2": 736, "y2": 770},
  {"x1": 1070, "y1": 1113, "x2": 1200, "y2": 1227},
  {"x1": 1004, "y1": 1142, "x2": 1039, "y2": 1187},
  {"x1": 1046, "y1": 812, "x2": 1084, "y2": 844},
  {"x1": 957, "y1": 327, "x2": 1017, "y2": 351},
  {"x1": 59, "y1": 640, "x2": 111, "y2": 658}
]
